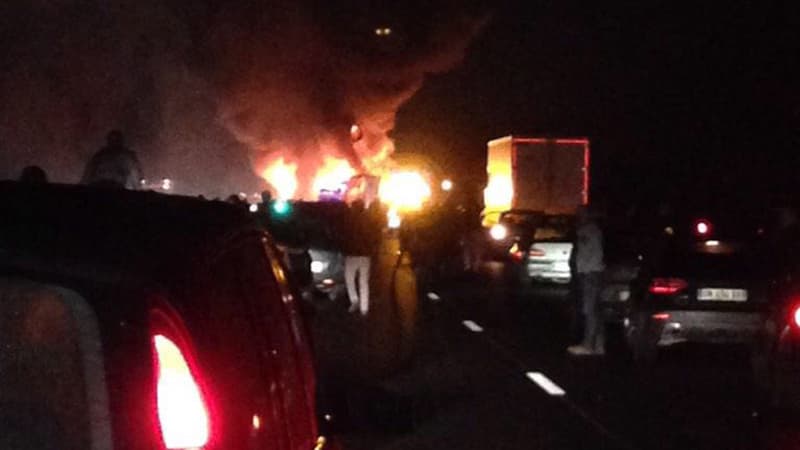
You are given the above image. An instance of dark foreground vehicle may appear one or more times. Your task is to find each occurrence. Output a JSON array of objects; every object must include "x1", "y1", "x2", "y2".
[
  {"x1": 625, "y1": 218, "x2": 770, "y2": 363},
  {"x1": 752, "y1": 292, "x2": 800, "y2": 410},
  {"x1": 0, "y1": 182, "x2": 326, "y2": 450}
]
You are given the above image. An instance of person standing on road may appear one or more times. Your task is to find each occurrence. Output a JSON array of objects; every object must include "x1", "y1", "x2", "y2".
[
  {"x1": 343, "y1": 200, "x2": 378, "y2": 315},
  {"x1": 568, "y1": 205, "x2": 605, "y2": 356}
]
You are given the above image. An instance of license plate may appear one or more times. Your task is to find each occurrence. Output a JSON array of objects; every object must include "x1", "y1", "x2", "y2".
[{"x1": 697, "y1": 288, "x2": 748, "y2": 302}]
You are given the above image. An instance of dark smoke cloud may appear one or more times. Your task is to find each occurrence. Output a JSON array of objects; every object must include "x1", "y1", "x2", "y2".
[{"x1": 0, "y1": 0, "x2": 486, "y2": 198}]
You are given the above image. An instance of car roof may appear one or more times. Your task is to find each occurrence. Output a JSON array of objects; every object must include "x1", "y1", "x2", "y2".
[{"x1": 0, "y1": 182, "x2": 257, "y2": 283}]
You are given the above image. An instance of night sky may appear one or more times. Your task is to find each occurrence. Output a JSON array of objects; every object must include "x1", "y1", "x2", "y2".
[
  {"x1": 1, "y1": 1, "x2": 797, "y2": 207},
  {"x1": 394, "y1": 1, "x2": 800, "y2": 208}
]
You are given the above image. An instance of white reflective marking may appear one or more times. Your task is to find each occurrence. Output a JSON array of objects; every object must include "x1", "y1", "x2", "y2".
[
  {"x1": 526, "y1": 372, "x2": 566, "y2": 396},
  {"x1": 462, "y1": 320, "x2": 483, "y2": 333}
]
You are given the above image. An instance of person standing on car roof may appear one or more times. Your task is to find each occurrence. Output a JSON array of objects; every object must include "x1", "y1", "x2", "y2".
[
  {"x1": 81, "y1": 130, "x2": 144, "y2": 189},
  {"x1": 343, "y1": 200, "x2": 379, "y2": 315},
  {"x1": 568, "y1": 205, "x2": 606, "y2": 356}
]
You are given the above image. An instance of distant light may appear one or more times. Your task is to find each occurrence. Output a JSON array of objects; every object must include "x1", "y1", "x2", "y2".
[
  {"x1": 374, "y1": 27, "x2": 392, "y2": 36},
  {"x1": 272, "y1": 199, "x2": 291, "y2": 215},
  {"x1": 489, "y1": 224, "x2": 508, "y2": 241},
  {"x1": 793, "y1": 305, "x2": 800, "y2": 328},
  {"x1": 249, "y1": 203, "x2": 259, "y2": 213},
  {"x1": 652, "y1": 313, "x2": 670, "y2": 320},
  {"x1": 664, "y1": 226, "x2": 674, "y2": 235},
  {"x1": 310, "y1": 261, "x2": 325, "y2": 274},
  {"x1": 387, "y1": 210, "x2": 402, "y2": 229},
  {"x1": 322, "y1": 278, "x2": 335, "y2": 286},
  {"x1": 252, "y1": 414, "x2": 261, "y2": 430},
  {"x1": 441, "y1": 179, "x2": 453, "y2": 191},
  {"x1": 161, "y1": 178, "x2": 172, "y2": 191},
  {"x1": 704, "y1": 240, "x2": 720, "y2": 247},
  {"x1": 350, "y1": 124, "x2": 363, "y2": 142},
  {"x1": 694, "y1": 219, "x2": 711, "y2": 236}
]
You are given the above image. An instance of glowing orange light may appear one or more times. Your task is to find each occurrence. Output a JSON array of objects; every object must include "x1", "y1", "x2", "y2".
[
  {"x1": 350, "y1": 124, "x2": 363, "y2": 142},
  {"x1": 379, "y1": 171, "x2": 431, "y2": 212},
  {"x1": 262, "y1": 157, "x2": 298, "y2": 200},
  {"x1": 312, "y1": 157, "x2": 355, "y2": 199},
  {"x1": 153, "y1": 335, "x2": 210, "y2": 450},
  {"x1": 484, "y1": 175, "x2": 514, "y2": 212}
]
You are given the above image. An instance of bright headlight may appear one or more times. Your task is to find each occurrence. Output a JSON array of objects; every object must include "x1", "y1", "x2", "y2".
[
  {"x1": 489, "y1": 224, "x2": 508, "y2": 241},
  {"x1": 310, "y1": 261, "x2": 325, "y2": 274}
]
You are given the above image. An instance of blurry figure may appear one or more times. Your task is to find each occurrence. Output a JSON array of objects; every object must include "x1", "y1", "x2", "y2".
[
  {"x1": 343, "y1": 200, "x2": 377, "y2": 315},
  {"x1": 18, "y1": 165, "x2": 48, "y2": 184},
  {"x1": 81, "y1": 130, "x2": 143, "y2": 189},
  {"x1": 567, "y1": 205, "x2": 605, "y2": 356}
]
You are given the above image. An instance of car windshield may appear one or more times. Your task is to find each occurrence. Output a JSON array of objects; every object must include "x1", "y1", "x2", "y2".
[{"x1": 656, "y1": 241, "x2": 768, "y2": 280}]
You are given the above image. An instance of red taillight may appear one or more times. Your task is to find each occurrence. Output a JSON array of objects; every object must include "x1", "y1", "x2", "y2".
[
  {"x1": 694, "y1": 219, "x2": 712, "y2": 236},
  {"x1": 792, "y1": 306, "x2": 800, "y2": 329},
  {"x1": 528, "y1": 248, "x2": 546, "y2": 257},
  {"x1": 649, "y1": 278, "x2": 688, "y2": 295},
  {"x1": 153, "y1": 334, "x2": 210, "y2": 449}
]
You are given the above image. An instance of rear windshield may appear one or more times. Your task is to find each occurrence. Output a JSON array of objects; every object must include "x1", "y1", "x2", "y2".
[{"x1": 656, "y1": 242, "x2": 768, "y2": 280}]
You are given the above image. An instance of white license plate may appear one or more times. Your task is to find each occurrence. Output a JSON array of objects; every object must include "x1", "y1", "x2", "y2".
[{"x1": 697, "y1": 288, "x2": 748, "y2": 302}]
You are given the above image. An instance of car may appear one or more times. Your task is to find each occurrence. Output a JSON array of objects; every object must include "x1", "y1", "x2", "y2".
[
  {"x1": 263, "y1": 200, "x2": 349, "y2": 301},
  {"x1": 599, "y1": 228, "x2": 643, "y2": 324},
  {"x1": 624, "y1": 217, "x2": 770, "y2": 364},
  {"x1": 487, "y1": 210, "x2": 544, "y2": 258},
  {"x1": 519, "y1": 214, "x2": 575, "y2": 285},
  {"x1": 0, "y1": 182, "x2": 328, "y2": 450}
]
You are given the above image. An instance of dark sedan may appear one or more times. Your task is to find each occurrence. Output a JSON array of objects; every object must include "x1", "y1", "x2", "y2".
[{"x1": 625, "y1": 233, "x2": 770, "y2": 364}]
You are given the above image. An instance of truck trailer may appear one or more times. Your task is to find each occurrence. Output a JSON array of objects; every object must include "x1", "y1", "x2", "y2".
[{"x1": 483, "y1": 136, "x2": 589, "y2": 226}]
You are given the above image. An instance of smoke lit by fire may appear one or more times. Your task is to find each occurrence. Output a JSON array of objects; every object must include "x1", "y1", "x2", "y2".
[{"x1": 0, "y1": 1, "x2": 486, "y2": 197}]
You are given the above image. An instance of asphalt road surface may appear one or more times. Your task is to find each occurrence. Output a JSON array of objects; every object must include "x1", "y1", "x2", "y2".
[{"x1": 311, "y1": 259, "x2": 800, "y2": 450}]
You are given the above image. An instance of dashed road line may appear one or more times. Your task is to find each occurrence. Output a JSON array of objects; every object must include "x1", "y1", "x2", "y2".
[
  {"x1": 526, "y1": 371, "x2": 566, "y2": 396},
  {"x1": 462, "y1": 320, "x2": 484, "y2": 333}
]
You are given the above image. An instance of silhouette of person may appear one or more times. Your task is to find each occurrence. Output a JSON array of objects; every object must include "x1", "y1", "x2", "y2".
[{"x1": 81, "y1": 130, "x2": 143, "y2": 189}]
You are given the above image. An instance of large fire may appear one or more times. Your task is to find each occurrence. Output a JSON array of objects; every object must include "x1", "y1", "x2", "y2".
[
  {"x1": 261, "y1": 153, "x2": 432, "y2": 213},
  {"x1": 312, "y1": 157, "x2": 356, "y2": 198},
  {"x1": 261, "y1": 157, "x2": 298, "y2": 200},
  {"x1": 378, "y1": 171, "x2": 431, "y2": 212}
]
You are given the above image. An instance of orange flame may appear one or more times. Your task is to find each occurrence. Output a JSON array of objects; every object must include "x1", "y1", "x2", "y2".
[
  {"x1": 379, "y1": 171, "x2": 431, "y2": 212},
  {"x1": 312, "y1": 157, "x2": 356, "y2": 199},
  {"x1": 261, "y1": 157, "x2": 298, "y2": 200}
]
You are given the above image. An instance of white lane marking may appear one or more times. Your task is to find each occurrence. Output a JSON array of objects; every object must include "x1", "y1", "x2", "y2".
[
  {"x1": 526, "y1": 372, "x2": 566, "y2": 396},
  {"x1": 462, "y1": 320, "x2": 484, "y2": 333}
]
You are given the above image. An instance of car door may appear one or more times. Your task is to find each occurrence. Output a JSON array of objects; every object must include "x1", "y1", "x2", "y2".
[
  {"x1": 237, "y1": 236, "x2": 318, "y2": 450},
  {"x1": 183, "y1": 246, "x2": 291, "y2": 450}
]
